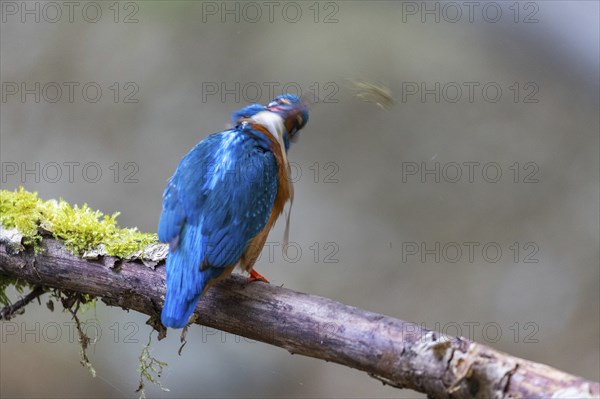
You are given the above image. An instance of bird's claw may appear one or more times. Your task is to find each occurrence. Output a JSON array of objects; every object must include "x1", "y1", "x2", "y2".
[{"x1": 246, "y1": 269, "x2": 270, "y2": 284}]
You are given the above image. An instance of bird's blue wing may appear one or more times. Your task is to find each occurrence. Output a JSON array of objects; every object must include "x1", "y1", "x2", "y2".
[
  {"x1": 157, "y1": 181, "x2": 186, "y2": 249},
  {"x1": 157, "y1": 133, "x2": 219, "y2": 248},
  {"x1": 160, "y1": 130, "x2": 278, "y2": 266},
  {"x1": 198, "y1": 134, "x2": 279, "y2": 268},
  {"x1": 159, "y1": 129, "x2": 278, "y2": 327}
]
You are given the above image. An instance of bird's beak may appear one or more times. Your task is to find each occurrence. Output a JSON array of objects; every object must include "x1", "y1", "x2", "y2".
[{"x1": 267, "y1": 104, "x2": 306, "y2": 136}]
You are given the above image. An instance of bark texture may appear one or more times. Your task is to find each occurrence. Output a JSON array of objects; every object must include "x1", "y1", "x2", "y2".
[{"x1": 0, "y1": 236, "x2": 598, "y2": 399}]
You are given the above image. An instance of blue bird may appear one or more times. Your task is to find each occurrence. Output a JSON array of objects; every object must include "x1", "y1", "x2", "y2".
[{"x1": 159, "y1": 94, "x2": 309, "y2": 328}]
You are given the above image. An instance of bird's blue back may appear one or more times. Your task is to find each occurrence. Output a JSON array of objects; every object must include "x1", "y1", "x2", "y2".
[{"x1": 159, "y1": 124, "x2": 278, "y2": 328}]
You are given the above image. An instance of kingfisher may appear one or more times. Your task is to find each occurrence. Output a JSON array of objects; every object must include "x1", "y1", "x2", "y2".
[{"x1": 158, "y1": 94, "x2": 309, "y2": 328}]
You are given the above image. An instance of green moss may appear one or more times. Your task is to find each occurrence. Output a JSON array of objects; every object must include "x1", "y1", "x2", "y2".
[
  {"x1": 137, "y1": 330, "x2": 170, "y2": 398},
  {"x1": 0, "y1": 187, "x2": 157, "y2": 258},
  {"x1": 0, "y1": 187, "x2": 44, "y2": 247},
  {"x1": 1, "y1": 188, "x2": 168, "y2": 392}
]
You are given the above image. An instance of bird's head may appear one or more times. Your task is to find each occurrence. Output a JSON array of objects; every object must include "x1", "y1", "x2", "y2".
[
  {"x1": 266, "y1": 94, "x2": 309, "y2": 141},
  {"x1": 231, "y1": 104, "x2": 267, "y2": 125}
]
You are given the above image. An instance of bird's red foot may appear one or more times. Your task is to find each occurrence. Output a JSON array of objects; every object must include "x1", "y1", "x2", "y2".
[{"x1": 247, "y1": 269, "x2": 270, "y2": 284}]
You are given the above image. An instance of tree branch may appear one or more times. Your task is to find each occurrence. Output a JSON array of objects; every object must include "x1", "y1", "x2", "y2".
[
  {"x1": 1, "y1": 236, "x2": 598, "y2": 399},
  {"x1": 0, "y1": 285, "x2": 45, "y2": 320}
]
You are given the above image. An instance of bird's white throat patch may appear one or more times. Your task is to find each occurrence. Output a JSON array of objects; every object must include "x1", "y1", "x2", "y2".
[
  {"x1": 250, "y1": 111, "x2": 287, "y2": 159},
  {"x1": 249, "y1": 110, "x2": 294, "y2": 252},
  {"x1": 249, "y1": 110, "x2": 291, "y2": 185}
]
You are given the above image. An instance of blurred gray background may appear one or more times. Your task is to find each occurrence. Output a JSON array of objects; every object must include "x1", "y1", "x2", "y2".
[{"x1": 1, "y1": 1, "x2": 598, "y2": 398}]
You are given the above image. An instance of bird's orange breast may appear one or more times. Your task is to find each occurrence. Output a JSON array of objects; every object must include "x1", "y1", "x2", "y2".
[{"x1": 239, "y1": 123, "x2": 291, "y2": 271}]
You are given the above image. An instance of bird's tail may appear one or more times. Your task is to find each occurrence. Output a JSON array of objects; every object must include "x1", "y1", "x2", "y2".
[{"x1": 161, "y1": 238, "x2": 209, "y2": 329}]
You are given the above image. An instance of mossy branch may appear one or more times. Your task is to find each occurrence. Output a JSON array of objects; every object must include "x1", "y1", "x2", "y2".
[
  {"x1": 0, "y1": 189, "x2": 598, "y2": 398},
  {"x1": 2, "y1": 234, "x2": 599, "y2": 398}
]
